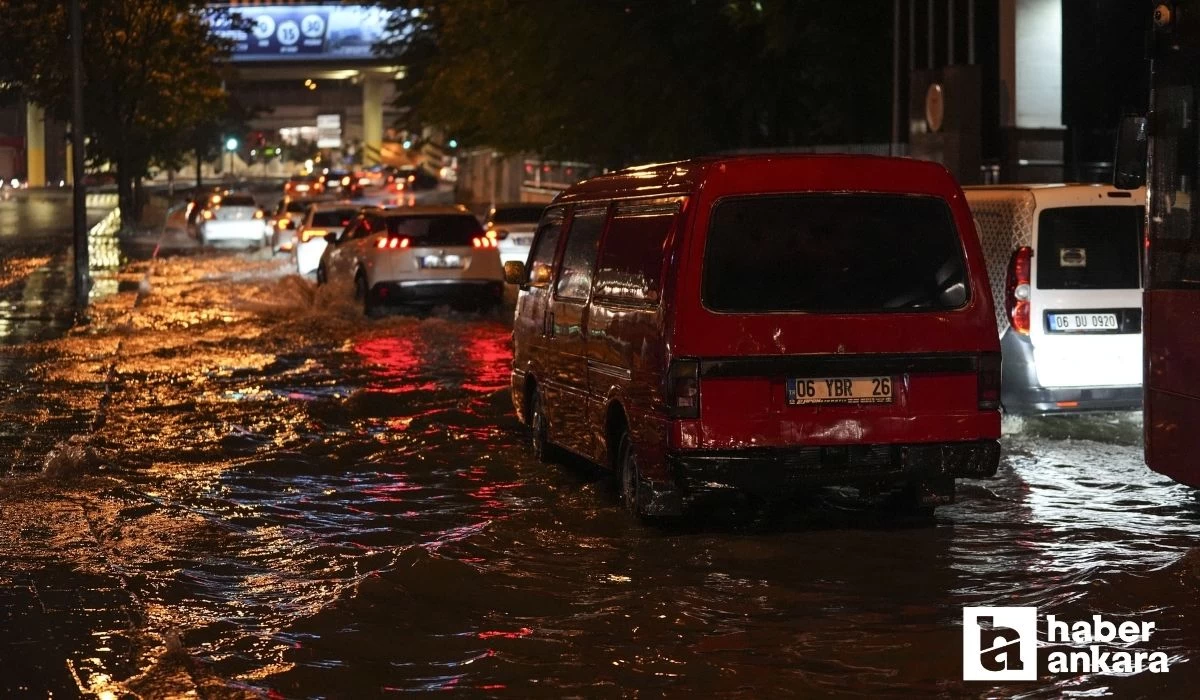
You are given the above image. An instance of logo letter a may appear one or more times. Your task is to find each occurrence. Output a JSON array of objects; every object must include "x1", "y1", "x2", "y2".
[{"x1": 978, "y1": 616, "x2": 1025, "y2": 672}]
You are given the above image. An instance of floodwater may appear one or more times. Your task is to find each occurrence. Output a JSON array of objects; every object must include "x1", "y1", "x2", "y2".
[{"x1": 0, "y1": 232, "x2": 1197, "y2": 698}]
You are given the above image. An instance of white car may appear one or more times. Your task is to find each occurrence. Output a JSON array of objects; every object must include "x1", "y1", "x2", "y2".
[
  {"x1": 484, "y1": 203, "x2": 545, "y2": 266},
  {"x1": 197, "y1": 192, "x2": 267, "y2": 247},
  {"x1": 963, "y1": 184, "x2": 1146, "y2": 414},
  {"x1": 318, "y1": 206, "x2": 504, "y2": 314},
  {"x1": 296, "y1": 203, "x2": 360, "y2": 276}
]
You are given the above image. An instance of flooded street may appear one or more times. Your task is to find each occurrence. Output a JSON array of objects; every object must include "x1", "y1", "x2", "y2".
[{"x1": 1, "y1": 236, "x2": 1197, "y2": 698}]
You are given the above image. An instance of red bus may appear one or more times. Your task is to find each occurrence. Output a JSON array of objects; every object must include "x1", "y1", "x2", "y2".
[{"x1": 1115, "y1": 1, "x2": 1200, "y2": 488}]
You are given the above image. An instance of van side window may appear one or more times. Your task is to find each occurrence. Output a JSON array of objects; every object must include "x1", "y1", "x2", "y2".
[
  {"x1": 554, "y1": 208, "x2": 608, "y2": 300},
  {"x1": 526, "y1": 207, "x2": 565, "y2": 286},
  {"x1": 594, "y1": 208, "x2": 676, "y2": 304}
]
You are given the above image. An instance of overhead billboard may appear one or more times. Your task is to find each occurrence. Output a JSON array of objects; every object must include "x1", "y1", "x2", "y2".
[{"x1": 212, "y1": 4, "x2": 398, "y2": 61}]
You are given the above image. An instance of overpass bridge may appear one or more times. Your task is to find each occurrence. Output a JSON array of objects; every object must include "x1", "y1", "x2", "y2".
[{"x1": 214, "y1": 1, "x2": 406, "y2": 166}]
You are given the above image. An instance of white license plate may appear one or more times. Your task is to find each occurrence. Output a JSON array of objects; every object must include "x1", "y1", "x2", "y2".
[
  {"x1": 419, "y1": 254, "x2": 463, "y2": 269},
  {"x1": 1047, "y1": 312, "x2": 1118, "y2": 332},
  {"x1": 787, "y1": 377, "x2": 893, "y2": 405}
]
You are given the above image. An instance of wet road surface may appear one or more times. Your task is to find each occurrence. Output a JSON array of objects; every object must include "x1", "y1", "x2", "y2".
[{"x1": 0, "y1": 225, "x2": 1197, "y2": 698}]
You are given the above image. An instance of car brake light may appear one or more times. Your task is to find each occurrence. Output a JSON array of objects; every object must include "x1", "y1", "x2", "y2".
[
  {"x1": 1005, "y1": 246, "x2": 1033, "y2": 335},
  {"x1": 377, "y1": 237, "x2": 410, "y2": 249},
  {"x1": 472, "y1": 237, "x2": 497, "y2": 248},
  {"x1": 666, "y1": 359, "x2": 700, "y2": 418},
  {"x1": 977, "y1": 352, "x2": 1001, "y2": 411}
]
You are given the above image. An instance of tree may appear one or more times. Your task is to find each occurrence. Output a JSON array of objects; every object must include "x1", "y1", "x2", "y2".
[
  {"x1": 377, "y1": 0, "x2": 891, "y2": 168},
  {"x1": 0, "y1": 1, "x2": 232, "y2": 222}
]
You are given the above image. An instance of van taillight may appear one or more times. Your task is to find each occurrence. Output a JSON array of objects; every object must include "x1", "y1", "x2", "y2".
[
  {"x1": 666, "y1": 360, "x2": 700, "y2": 419},
  {"x1": 1005, "y1": 246, "x2": 1033, "y2": 335},
  {"x1": 977, "y1": 352, "x2": 1001, "y2": 411}
]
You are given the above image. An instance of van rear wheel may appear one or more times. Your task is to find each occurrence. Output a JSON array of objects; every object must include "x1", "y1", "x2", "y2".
[{"x1": 617, "y1": 431, "x2": 642, "y2": 517}]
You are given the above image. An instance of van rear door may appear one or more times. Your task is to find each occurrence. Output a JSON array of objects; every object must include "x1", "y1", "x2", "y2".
[
  {"x1": 680, "y1": 192, "x2": 998, "y2": 449},
  {"x1": 1030, "y1": 204, "x2": 1144, "y2": 389}
]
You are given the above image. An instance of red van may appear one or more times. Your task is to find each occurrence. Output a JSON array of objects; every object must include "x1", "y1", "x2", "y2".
[{"x1": 504, "y1": 155, "x2": 1002, "y2": 518}]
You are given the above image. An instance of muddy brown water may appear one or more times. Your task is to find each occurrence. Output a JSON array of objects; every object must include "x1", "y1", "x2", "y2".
[{"x1": 0, "y1": 246, "x2": 1197, "y2": 698}]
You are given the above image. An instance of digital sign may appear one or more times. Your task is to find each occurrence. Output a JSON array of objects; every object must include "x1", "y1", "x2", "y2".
[{"x1": 212, "y1": 4, "x2": 398, "y2": 62}]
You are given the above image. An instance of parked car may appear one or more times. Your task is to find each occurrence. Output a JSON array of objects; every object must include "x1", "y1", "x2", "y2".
[
  {"x1": 196, "y1": 192, "x2": 267, "y2": 247},
  {"x1": 484, "y1": 203, "x2": 545, "y2": 266},
  {"x1": 963, "y1": 184, "x2": 1146, "y2": 414},
  {"x1": 319, "y1": 205, "x2": 504, "y2": 314},
  {"x1": 505, "y1": 155, "x2": 1002, "y2": 519},
  {"x1": 296, "y1": 203, "x2": 361, "y2": 277},
  {"x1": 270, "y1": 197, "x2": 320, "y2": 253}
]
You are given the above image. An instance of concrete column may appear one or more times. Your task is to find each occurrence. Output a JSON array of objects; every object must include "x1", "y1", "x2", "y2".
[
  {"x1": 1000, "y1": 0, "x2": 1063, "y2": 129},
  {"x1": 361, "y1": 73, "x2": 385, "y2": 166},
  {"x1": 25, "y1": 103, "x2": 46, "y2": 187}
]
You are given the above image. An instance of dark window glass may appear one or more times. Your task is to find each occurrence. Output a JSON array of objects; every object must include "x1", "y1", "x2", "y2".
[
  {"x1": 285, "y1": 201, "x2": 309, "y2": 213},
  {"x1": 526, "y1": 210, "x2": 564, "y2": 285},
  {"x1": 344, "y1": 219, "x2": 367, "y2": 239},
  {"x1": 221, "y1": 195, "x2": 256, "y2": 207},
  {"x1": 594, "y1": 214, "x2": 674, "y2": 304},
  {"x1": 383, "y1": 215, "x2": 483, "y2": 245},
  {"x1": 312, "y1": 210, "x2": 358, "y2": 227},
  {"x1": 703, "y1": 195, "x2": 969, "y2": 312},
  {"x1": 1037, "y1": 206, "x2": 1142, "y2": 289},
  {"x1": 491, "y1": 206, "x2": 545, "y2": 225},
  {"x1": 1148, "y1": 74, "x2": 1200, "y2": 289},
  {"x1": 555, "y1": 210, "x2": 607, "y2": 299}
]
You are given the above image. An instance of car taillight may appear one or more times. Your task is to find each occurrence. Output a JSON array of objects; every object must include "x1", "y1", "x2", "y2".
[
  {"x1": 472, "y1": 236, "x2": 497, "y2": 248},
  {"x1": 1005, "y1": 246, "x2": 1033, "y2": 335},
  {"x1": 977, "y1": 352, "x2": 1001, "y2": 411},
  {"x1": 377, "y1": 237, "x2": 410, "y2": 249},
  {"x1": 301, "y1": 228, "x2": 326, "y2": 242},
  {"x1": 666, "y1": 359, "x2": 700, "y2": 419},
  {"x1": 201, "y1": 209, "x2": 213, "y2": 220}
]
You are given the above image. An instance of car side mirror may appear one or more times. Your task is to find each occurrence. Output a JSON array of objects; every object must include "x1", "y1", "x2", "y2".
[
  {"x1": 324, "y1": 232, "x2": 339, "y2": 245},
  {"x1": 503, "y1": 260, "x2": 525, "y2": 284},
  {"x1": 1113, "y1": 114, "x2": 1148, "y2": 189}
]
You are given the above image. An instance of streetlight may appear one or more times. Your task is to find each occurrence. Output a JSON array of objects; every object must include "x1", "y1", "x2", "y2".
[{"x1": 225, "y1": 137, "x2": 238, "y2": 176}]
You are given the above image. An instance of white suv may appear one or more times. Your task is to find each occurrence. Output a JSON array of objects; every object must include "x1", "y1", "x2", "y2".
[
  {"x1": 318, "y1": 206, "x2": 504, "y2": 315},
  {"x1": 964, "y1": 184, "x2": 1146, "y2": 414},
  {"x1": 484, "y1": 203, "x2": 545, "y2": 266}
]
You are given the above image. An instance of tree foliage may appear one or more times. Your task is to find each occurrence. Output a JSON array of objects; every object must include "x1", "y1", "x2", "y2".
[
  {"x1": 379, "y1": 0, "x2": 891, "y2": 167},
  {"x1": 0, "y1": 0, "x2": 233, "y2": 218}
]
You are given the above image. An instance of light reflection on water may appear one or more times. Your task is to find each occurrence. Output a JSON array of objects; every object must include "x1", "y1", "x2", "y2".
[{"x1": 0, "y1": 249, "x2": 1195, "y2": 697}]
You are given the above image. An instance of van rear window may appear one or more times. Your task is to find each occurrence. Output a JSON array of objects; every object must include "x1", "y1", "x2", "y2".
[
  {"x1": 1036, "y1": 206, "x2": 1142, "y2": 289},
  {"x1": 702, "y1": 195, "x2": 969, "y2": 313}
]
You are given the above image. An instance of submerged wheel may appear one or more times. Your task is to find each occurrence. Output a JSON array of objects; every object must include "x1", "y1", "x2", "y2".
[
  {"x1": 354, "y1": 272, "x2": 375, "y2": 316},
  {"x1": 530, "y1": 390, "x2": 553, "y2": 462},
  {"x1": 617, "y1": 430, "x2": 641, "y2": 516}
]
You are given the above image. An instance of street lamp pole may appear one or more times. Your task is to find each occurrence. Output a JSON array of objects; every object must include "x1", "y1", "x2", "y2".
[{"x1": 69, "y1": 0, "x2": 89, "y2": 311}]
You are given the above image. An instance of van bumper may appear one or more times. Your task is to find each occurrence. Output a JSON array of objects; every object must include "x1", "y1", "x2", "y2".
[
  {"x1": 370, "y1": 280, "x2": 504, "y2": 308},
  {"x1": 666, "y1": 440, "x2": 1000, "y2": 501},
  {"x1": 1001, "y1": 330, "x2": 1142, "y2": 414}
]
